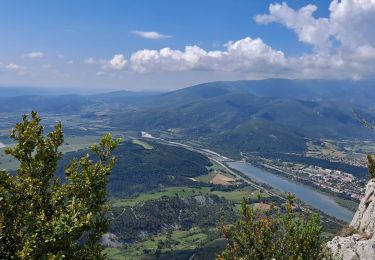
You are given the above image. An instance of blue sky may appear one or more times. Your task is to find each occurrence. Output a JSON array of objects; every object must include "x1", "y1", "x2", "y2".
[{"x1": 0, "y1": 0, "x2": 374, "y2": 90}]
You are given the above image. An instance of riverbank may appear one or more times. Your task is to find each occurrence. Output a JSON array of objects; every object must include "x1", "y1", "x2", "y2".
[
  {"x1": 227, "y1": 161, "x2": 354, "y2": 222},
  {"x1": 142, "y1": 134, "x2": 354, "y2": 222},
  {"x1": 244, "y1": 157, "x2": 360, "y2": 212}
]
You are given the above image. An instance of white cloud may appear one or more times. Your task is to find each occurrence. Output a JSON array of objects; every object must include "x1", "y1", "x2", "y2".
[
  {"x1": 84, "y1": 57, "x2": 97, "y2": 64},
  {"x1": 255, "y1": 3, "x2": 331, "y2": 52},
  {"x1": 83, "y1": 33, "x2": 375, "y2": 80},
  {"x1": 84, "y1": 55, "x2": 127, "y2": 70},
  {"x1": 2, "y1": 63, "x2": 26, "y2": 75},
  {"x1": 130, "y1": 37, "x2": 286, "y2": 74},
  {"x1": 107, "y1": 54, "x2": 127, "y2": 70},
  {"x1": 252, "y1": 0, "x2": 375, "y2": 79},
  {"x1": 5, "y1": 63, "x2": 22, "y2": 70},
  {"x1": 24, "y1": 52, "x2": 44, "y2": 58},
  {"x1": 255, "y1": 0, "x2": 375, "y2": 53},
  {"x1": 131, "y1": 30, "x2": 172, "y2": 40},
  {"x1": 329, "y1": 0, "x2": 375, "y2": 49},
  {"x1": 80, "y1": 1, "x2": 375, "y2": 82}
]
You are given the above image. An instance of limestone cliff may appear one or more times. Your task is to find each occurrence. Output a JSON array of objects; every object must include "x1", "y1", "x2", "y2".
[{"x1": 327, "y1": 179, "x2": 375, "y2": 259}]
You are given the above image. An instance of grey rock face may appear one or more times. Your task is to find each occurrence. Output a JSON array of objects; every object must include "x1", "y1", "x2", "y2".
[
  {"x1": 327, "y1": 180, "x2": 375, "y2": 259},
  {"x1": 351, "y1": 180, "x2": 375, "y2": 235},
  {"x1": 100, "y1": 233, "x2": 122, "y2": 248}
]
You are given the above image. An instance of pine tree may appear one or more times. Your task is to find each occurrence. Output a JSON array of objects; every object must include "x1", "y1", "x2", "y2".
[{"x1": 0, "y1": 112, "x2": 121, "y2": 259}]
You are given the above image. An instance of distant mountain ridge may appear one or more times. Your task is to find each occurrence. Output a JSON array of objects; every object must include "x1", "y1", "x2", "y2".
[
  {"x1": 2, "y1": 79, "x2": 375, "y2": 156},
  {"x1": 111, "y1": 79, "x2": 375, "y2": 137},
  {"x1": 163, "y1": 79, "x2": 375, "y2": 107},
  {"x1": 0, "y1": 89, "x2": 160, "y2": 113},
  {"x1": 0, "y1": 86, "x2": 163, "y2": 98},
  {"x1": 101, "y1": 79, "x2": 374, "y2": 157}
]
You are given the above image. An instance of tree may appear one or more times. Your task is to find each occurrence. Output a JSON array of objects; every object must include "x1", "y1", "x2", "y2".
[
  {"x1": 0, "y1": 112, "x2": 121, "y2": 259},
  {"x1": 217, "y1": 195, "x2": 327, "y2": 260},
  {"x1": 353, "y1": 108, "x2": 375, "y2": 179},
  {"x1": 368, "y1": 155, "x2": 375, "y2": 179}
]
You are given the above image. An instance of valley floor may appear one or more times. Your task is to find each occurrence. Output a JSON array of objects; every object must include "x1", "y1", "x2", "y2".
[{"x1": 1, "y1": 112, "x2": 369, "y2": 259}]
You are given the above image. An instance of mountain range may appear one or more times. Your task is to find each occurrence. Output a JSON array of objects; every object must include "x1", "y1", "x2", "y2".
[{"x1": 1, "y1": 79, "x2": 375, "y2": 157}]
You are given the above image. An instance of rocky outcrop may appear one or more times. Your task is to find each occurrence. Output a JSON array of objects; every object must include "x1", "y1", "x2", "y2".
[
  {"x1": 99, "y1": 233, "x2": 122, "y2": 248},
  {"x1": 327, "y1": 179, "x2": 375, "y2": 259}
]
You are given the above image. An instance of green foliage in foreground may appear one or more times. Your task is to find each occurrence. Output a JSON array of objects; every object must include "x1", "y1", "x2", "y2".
[
  {"x1": 0, "y1": 112, "x2": 121, "y2": 259},
  {"x1": 218, "y1": 195, "x2": 328, "y2": 260}
]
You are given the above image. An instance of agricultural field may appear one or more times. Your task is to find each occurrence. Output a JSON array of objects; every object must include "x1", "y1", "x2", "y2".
[
  {"x1": 60, "y1": 135, "x2": 101, "y2": 153},
  {"x1": 111, "y1": 187, "x2": 211, "y2": 208},
  {"x1": 105, "y1": 227, "x2": 221, "y2": 259},
  {"x1": 107, "y1": 183, "x2": 261, "y2": 260},
  {"x1": 195, "y1": 161, "x2": 239, "y2": 184},
  {"x1": 111, "y1": 185, "x2": 258, "y2": 209},
  {"x1": 194, "y1": 171, "x2": 217, "y2": 183},
  {"x1": 306, "y1": 138, "x2": 375, "y2": 167},
  {"x1": 211, "y1": 173, "x2": 235, "y2": 185},
  {"x1": 132, "y1": 139, "x2": 153, "y2": 150}
]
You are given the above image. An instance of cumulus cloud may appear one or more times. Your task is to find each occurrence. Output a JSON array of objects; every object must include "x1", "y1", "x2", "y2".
[
  {"x1": 82, "y1": 1, "x2": 375, "y2": 81},
  {"x1": 85, "y1": 37, "x2": 287, "y2": 78},
  {"x1": 131, "y1": 30, "x2": 172, "y2": 40},
  {"x1": 84, "y1": 55, "x2": 128, "y2": 71},
  {"x1": 329, "y1": 0, "x2": 375, "y2": 49},
  {"x1": 108, "y1": 54, "x2": 127, "y2": 70},
  {"x1": 24, "y1": 52, "x2": 44, "y2": 58},
  {"x1": 87, "y1": 31, "x2": 375, "y2": 80},
  {"x1": 253, "y1": 0, "x2": 375, "y2": 79},
  {"x1": 255, "y1": 0, "x2": 375, "y2": 53},
  {"x1": 130, "y1": 37, "x2": 286, "y2": 74},
  {"x1": 255, "y1": 3, "x2": 331, "y2": 52}
]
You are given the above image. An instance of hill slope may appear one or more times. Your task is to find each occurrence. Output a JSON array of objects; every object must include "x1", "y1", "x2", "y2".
[
  {"x1": 3, "y1": 79, "x2": 374, "y2": 156},
  {"x1": 107, "y1": 79, "x2": 375, "y2": 156}
]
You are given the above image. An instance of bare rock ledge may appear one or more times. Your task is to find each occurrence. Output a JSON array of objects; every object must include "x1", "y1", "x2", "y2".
[{"x1": 327, "y1": 179, "x2": 375, "y2": 259}]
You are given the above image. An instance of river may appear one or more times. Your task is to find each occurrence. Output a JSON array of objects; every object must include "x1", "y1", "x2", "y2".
[{"x1": 227, "y1": 161, "x2": 355, "y2": 222}]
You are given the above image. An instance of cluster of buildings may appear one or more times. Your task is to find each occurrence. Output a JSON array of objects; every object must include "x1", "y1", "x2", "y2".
[{"x1": 258, "y1": 159, "x2": 365, "y2": 201}]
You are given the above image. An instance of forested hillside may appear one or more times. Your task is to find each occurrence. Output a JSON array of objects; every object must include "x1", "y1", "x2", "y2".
[{"x1": 58, "y1": 140, "x2": 212, "y2": 196}]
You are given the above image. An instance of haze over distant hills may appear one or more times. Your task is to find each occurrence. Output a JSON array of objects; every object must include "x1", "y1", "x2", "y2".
[
  {"x1": 0, "y1": 86, "x2": 96, "y2": 97},
  {"x1": 2, "y1": 79, "x2": 375, "y2": 156},
  {"x1": 2, "y1": 78, "x2": 374, "y2": 103}
]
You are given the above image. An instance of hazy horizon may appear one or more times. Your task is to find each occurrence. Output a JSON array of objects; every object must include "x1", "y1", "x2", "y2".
[{"x1": 2, "y1": 77, "x2": 375, "y2": 96}]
